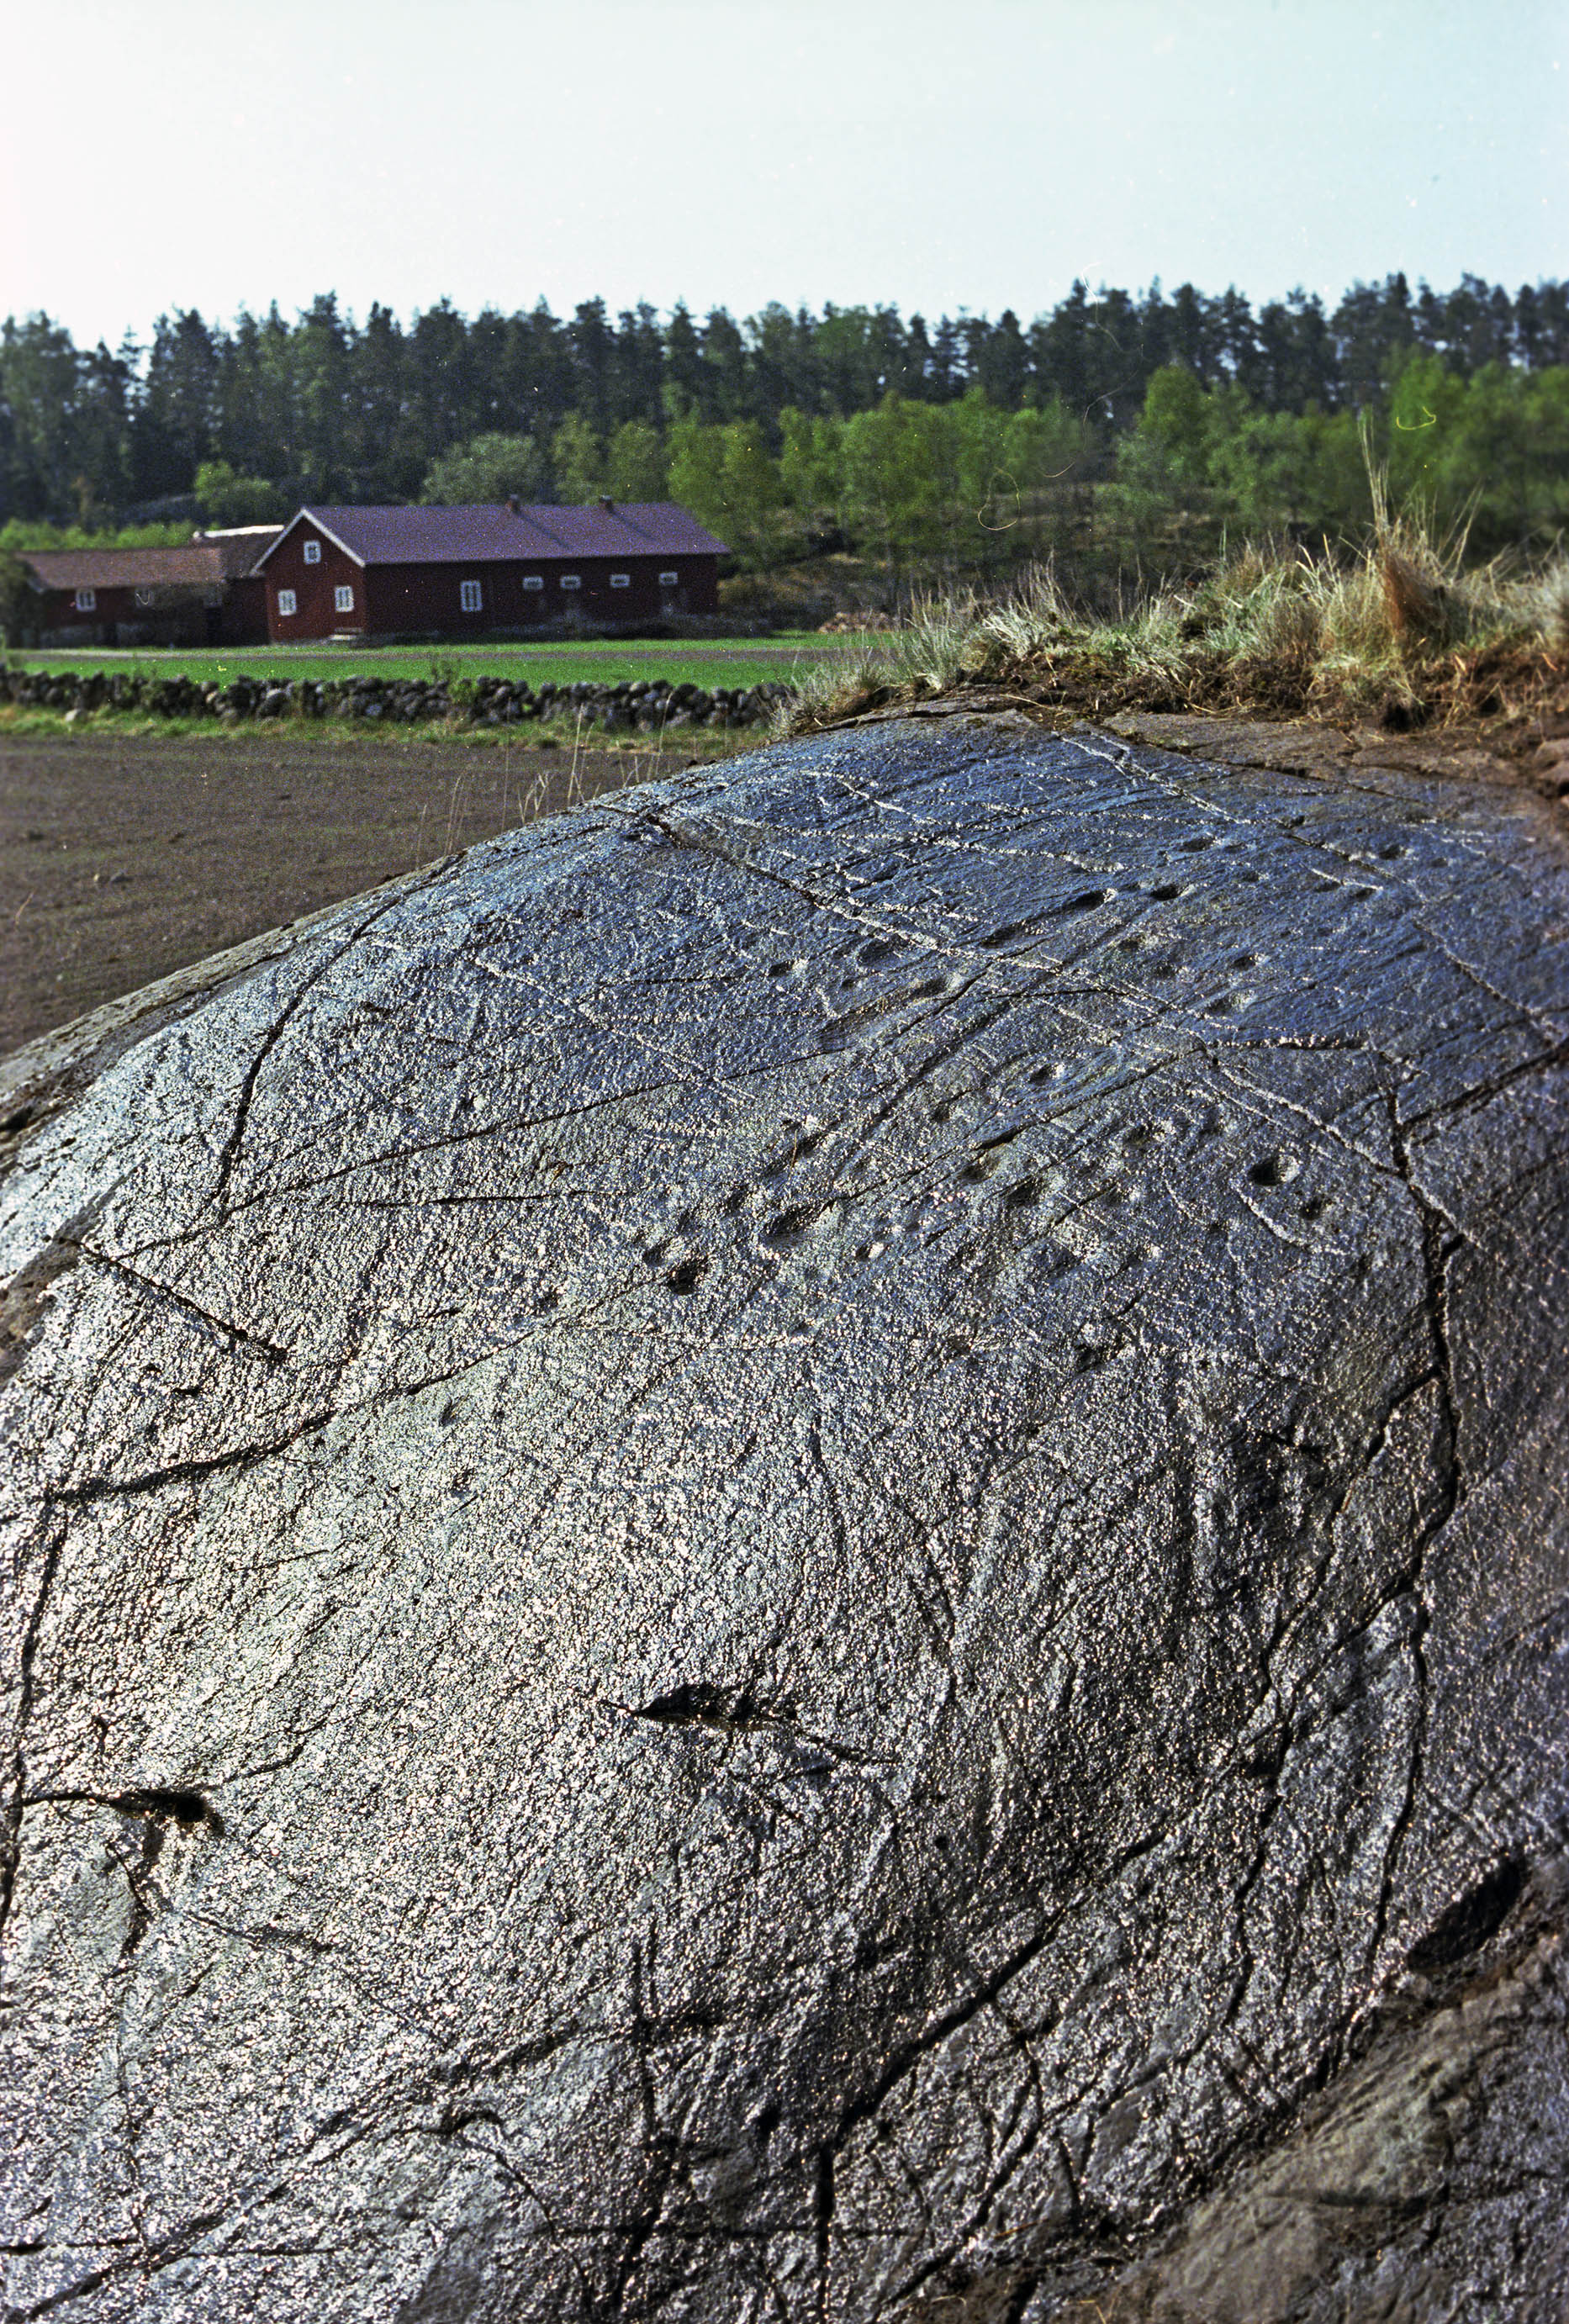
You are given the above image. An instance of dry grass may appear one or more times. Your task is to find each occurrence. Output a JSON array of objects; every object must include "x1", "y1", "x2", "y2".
[{"x1": 778, "y1": 472, "x2": 1569, "y2": 745}]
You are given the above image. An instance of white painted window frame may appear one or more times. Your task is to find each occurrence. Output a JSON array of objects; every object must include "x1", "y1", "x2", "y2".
[
  {"x1": 277, "y1": 589, "x2": 298, "y2": 616},
  {"x1": 522, "y1": 575, "x2": 544, "y2": 592},
  {"x1": 460, "y1": 578, "x2": 483, "y2": 612},
  {"x1": 610, "y1": 573, "x2": 630, "y2": 589},
  {"x1": 334, "y1": 584, "x2": 355, "y2": 613},
  {"x1": 559, "y1": 574, "x2": 582, "y2": 592},
  {"x1": 658, "y1": 570, "x2": 679, "y2": 586},
  {"x1": 303, "y1": 540, "x2": 321, "y2": 565},
  {"x1": 74, "y1": 587, "x2": 97, "y2": 611}
]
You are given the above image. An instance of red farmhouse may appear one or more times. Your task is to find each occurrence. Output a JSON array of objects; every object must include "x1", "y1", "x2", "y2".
[
  {"x1": 22, "y1": 529, "x2": 279, "y2": 647},
  {"x1": 254, "y1": 501, "x2": 728, "y2": 642}
]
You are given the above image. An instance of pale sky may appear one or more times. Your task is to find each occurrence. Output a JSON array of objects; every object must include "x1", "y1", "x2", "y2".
[{"x1": 3, "y1": 0, "x2": 1563, "y2": 351}]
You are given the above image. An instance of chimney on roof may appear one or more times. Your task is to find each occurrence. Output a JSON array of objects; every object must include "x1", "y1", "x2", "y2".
[
  {"x1": 600, "y1": 496, "x2": 614, "y2": 513},
  {"x1": 505, "y1": 495, "x2": 521, "y2": 515}
]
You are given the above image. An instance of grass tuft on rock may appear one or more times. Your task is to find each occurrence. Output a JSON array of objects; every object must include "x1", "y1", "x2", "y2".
[{"x1": 779, "y1": 477, "x2": 1569, "y2": 743}]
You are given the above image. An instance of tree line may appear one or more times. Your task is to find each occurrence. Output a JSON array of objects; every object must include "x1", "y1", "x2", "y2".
[{"x1": 3, "y1": 274, "x2": 1566, "y2": 581}]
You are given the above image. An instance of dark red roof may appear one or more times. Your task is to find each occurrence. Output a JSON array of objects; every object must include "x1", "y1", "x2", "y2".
[
  {"x1": 24, "y1": 531, "x2": 283, "y2": 591},
  {"x1": 264, "y1": 502, "x2": 729, "y2": 568},
  {"x1": 24, "y1": 545, "x2": 232, "y2": 591}
]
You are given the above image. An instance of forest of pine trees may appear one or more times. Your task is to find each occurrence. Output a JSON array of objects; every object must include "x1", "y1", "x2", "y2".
[{"x1": 4, "y1": 274, "x2": 1566, "y2": 581}]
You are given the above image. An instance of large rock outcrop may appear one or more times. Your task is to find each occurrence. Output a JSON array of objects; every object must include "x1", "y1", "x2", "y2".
[{"x1": 3, "y1": 716, "x2": 1566, "y2": 2321}]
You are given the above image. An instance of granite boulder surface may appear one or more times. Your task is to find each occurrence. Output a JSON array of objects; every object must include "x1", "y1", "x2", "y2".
[{"x1": 3, "y1": 716, "x2": 1566, "y2": 2320}]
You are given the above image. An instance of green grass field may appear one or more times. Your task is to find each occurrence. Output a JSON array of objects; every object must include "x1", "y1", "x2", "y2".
[{"x1": 8, "y1": 635, "x2": 841, "y2": 694}]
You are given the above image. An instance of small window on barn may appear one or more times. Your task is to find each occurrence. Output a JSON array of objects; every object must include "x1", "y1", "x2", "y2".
[
  {"x1": 560, "y1": 574, "x2": 582, "y2": 591},
  {"x1": 461, "y1": 578, "x2": 483, "y2": 612},
  {"x1": 335, "y1": 584, "x2": 355, "y2": 613},
  {"x1": 303, "y1": 540, "x2": 321, "y2": 565},
  {"x1": 277, "y1": 589, "x2": 298, "y2": 616},
  {"x1": 522, "y1": 575, "x2": 544, "y2": 591},
  {"x1": 658, "y1": 571, "x2": 679, "y2": 586},
  {"x1": 610, "y1": 573, "x2": 630, "y2": 589},
  {"x1": 74, "y1": 588, "x2": 97, "y2": 612}
]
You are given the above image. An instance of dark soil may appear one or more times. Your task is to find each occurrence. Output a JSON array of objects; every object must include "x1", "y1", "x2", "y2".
[{"x1": 0, "y1": 730, "x2": 697, "y2": 1057}]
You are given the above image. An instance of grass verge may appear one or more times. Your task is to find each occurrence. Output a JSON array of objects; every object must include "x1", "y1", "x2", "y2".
[
  {"x1": 8, "y1": 636, "x2": 837, "y2": 693},
  {"x1": 0, "y1": 701, "x2": 755, "y2": 763}
]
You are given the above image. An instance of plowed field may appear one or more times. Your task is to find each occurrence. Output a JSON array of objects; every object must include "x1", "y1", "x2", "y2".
[{"x1": 0, "y1": 732, "x2": 678, "y2": 1055}]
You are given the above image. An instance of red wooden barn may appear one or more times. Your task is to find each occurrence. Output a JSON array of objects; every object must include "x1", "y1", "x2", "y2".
[
  {"x1": 253, "y1": 501, "x2": 729, "y2": 642},
  {"x1": 22, "y1": 529, "x2": 279, "y2": 647}
]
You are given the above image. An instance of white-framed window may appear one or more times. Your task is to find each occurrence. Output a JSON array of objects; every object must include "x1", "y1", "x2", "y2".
[
  {"x1": 560, "y1": 574, "x2": 581, "y2": 591},
  {"x1": 74, "y1": 587, "x2": 97, "y2": 611},
  {"x1": 335, "y1": 584, "x2": 355, "y2": 613},
  {"x1": 134, "y1": 588, "x2": 153, "y2": 607},
  {"x1": 277, "y1": 589, "x2": 298, "y2": 616},
  {"x1": 658, "y1": 570, "x2": 679, "y2": 586},
  {"x1": 303, "y1": 540, "x2": 321, "y2": 565},
  {"x1": 610, "y1": 573, "x2": 630, "y2": 589},
  {"x1": 522, "y1": 575, "x2": 543, "y2": 592},
  {"x1": 460, "y1": 578, "x2": 483, "y2": 612}
]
